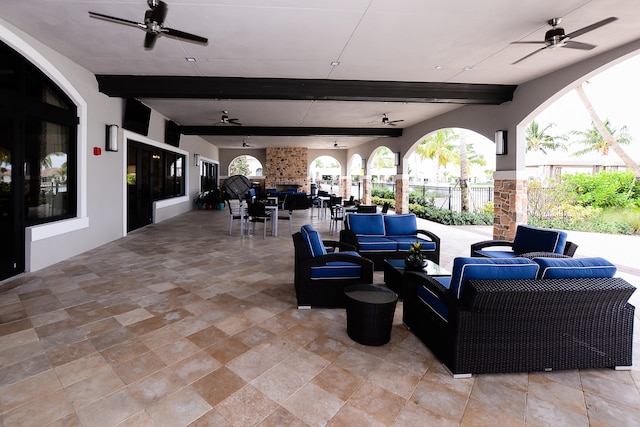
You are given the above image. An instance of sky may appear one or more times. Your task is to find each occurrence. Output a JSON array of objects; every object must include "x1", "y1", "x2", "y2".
[{"x1": 532, "y1": 53, "x2": 640, "y2": 164}]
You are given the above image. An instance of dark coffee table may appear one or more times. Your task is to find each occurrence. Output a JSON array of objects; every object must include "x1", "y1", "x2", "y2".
[
  {"x1": 383, "y1": 258, "x2": 451, "y2": 299},
  {"x1": 344, "y1": 284, "x2": 398, "y2": 346}
]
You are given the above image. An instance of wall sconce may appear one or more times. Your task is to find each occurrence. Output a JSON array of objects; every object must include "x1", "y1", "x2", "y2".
[
  {"x1": 393, "y1": 152, "x2": 400, "y2": 166},
  {"x1": 193, "y1": 153, "x2": 200, "y2": 167},
  {"x1": 495, "y1": 130, "x2": 507, "y2": 155},
  {"x1": 105, "y1": 124, "x2": 118, "y2": 152},
  {"x1": 361, "y1": 158, "x2": 367, "y2": 170}
]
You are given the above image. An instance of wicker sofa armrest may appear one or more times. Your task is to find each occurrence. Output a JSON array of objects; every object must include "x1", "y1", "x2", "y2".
[
  {"x1": 416, "y1": 229, "x2": 441, "y2": 246},
  {"x1": 323, "y1": 240, "x2": 356, "y2": 253},
  {"x1": 404, "y1": 271, "x2": 457, "y2": 307},
  {"x1": 339, "y1": 229, "x2": 359, "y2": 249},
  {"x1": 470, "y1": 239, "x2": 513, "y2": 256}
]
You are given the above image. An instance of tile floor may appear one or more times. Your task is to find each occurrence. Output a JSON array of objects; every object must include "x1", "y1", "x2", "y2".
[{"x1": 0, "y1": 209, "x2": 638, "y2": 426}]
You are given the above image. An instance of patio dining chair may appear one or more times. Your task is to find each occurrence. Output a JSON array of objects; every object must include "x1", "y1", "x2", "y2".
[{"x1": 247, "y1": 201, "x2": 272, "y2": 238}]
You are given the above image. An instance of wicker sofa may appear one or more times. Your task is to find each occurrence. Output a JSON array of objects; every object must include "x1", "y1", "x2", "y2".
[
  {"x1": 339, "y1": 213, "x2": 440, "y2": 270},
  {"x1": 403, "y1": 256, "x2": 636, "y2": 377}
]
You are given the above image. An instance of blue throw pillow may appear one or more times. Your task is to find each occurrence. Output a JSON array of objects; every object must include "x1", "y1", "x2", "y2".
[
  {"x1": 347, "y1": 213, "x2": 385, "y2": 236},
  {"x1": 512, "y1": 225, "x2": 567, "y2": 255},
  {"x1": 300, "y1": 225, "x2": 326, "y2": 257},
  {"x1": 449, "y1": 257, "x2": 539, "y2": 298},
  {"x1": 533, "y1": 257, "x2": 617, "y2": 279},
  {"x1": 383, "y1": 214, "x2": 417, "y2": 236}
]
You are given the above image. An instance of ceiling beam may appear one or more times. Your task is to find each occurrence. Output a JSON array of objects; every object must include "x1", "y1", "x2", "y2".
[
  {"x1": 180, "y1": 126, "x2": 403, "y2": 137},
  {"x1": 96, "y1": 75, "x2": 517, "y2": 104}
]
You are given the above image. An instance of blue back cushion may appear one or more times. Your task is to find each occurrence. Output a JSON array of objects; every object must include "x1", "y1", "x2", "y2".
[
  {"x1": 512, "y1": 225, "x2": 567, "y2": 255},
  {"x1": 300, "y1": 225, "x2": 326, "y2": 257},
  {"x1": 449, "y1": 257, "x2": 539, "y2": 298},
  {"x1": 533, "y1": 257, "x2": 617, "y2": 279},
  {"x1": 347, "y1": 213, "x2": 385, "y2": 236},
  {"x1": 383, "y1": 214, "x2": 417, "y2": 236}
]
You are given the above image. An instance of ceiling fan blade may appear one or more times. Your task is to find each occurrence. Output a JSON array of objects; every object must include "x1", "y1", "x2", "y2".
[
  {"x1": 511, "y1": 46, "x2": 547, "y2": 65},
  {"x1": 144, "y1": 32, "x2": 158, "y2": 49},
  {"x1": 228, "y1": 120, "x2": 242, "y2": 126},
  {"x1": 566, "y1": 17, "x2": 617, "y2": 39},
  {"x1": 511, "y1": 41, "x2": 546, "y2": 45},
  {"x1": 162, "y1": 28, "x2": 208, "y2": 44},
  {"x1": 88, "y1": 11, "x2": 144, "y2": 29},
  {"x1": 563, "y1": 40, "x2": 596, "y2": 50}
]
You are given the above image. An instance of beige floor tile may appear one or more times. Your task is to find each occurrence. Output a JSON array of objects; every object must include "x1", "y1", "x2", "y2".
[
  {"x1": 75, "y1": 388, "x2": 143, "y2": 427},
  {"x1": 147, "y1": 387, "x2": 212, "y2": 427}
]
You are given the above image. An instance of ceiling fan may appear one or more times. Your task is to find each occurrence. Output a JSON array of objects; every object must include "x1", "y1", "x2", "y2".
[
  {"x1": 215, "y1": 111, "x2": 242, "y2": 126},
  {"x1": 88, "y1": 0, "x2": 208, "y2": 50},
  {"x1": 242, "y1": 141, "x2": 253, "y2": 148},
  {"x1": 333, "y1": 142, "x2": 347, "y2": 148},
  {"x1": 381, "y1": 114, "x2": 404, "y2": 126},
  {"x1": 511, "y1": 16, "x2": 617, "y2": 65}
]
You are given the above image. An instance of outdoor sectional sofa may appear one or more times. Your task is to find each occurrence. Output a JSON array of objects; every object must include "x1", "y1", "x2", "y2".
[
  {"x1": 339, "y1": 213, "x2": 440, "y2": 270},
  {"x1": 403, "y1": 256, "x2": 636, "y2": 377}
]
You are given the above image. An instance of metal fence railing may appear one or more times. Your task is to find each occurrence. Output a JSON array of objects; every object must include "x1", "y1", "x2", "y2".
[{"x1": 366, "y1": 183, "x2": 494, "y2": 213}]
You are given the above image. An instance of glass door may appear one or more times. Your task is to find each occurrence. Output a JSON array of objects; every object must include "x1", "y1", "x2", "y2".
[
  {"x1": 0, "y1": 115, "x2": 22, "y2": 280},
  {"x1": 127, "y1": 141, "x2": 153, "y2": 232}
]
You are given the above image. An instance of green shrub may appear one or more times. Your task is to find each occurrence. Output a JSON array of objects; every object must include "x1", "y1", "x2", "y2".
[{"x1": 560, "y1": 170, "x2": 640, "y2": 208}]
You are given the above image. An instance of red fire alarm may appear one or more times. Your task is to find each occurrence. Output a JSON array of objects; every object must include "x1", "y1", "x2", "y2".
[{"x1": 93, "y1": 147, "x2": 102, "y2": 156}]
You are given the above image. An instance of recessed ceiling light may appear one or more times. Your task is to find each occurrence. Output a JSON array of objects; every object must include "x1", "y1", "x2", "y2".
[
  {"x1": 434, "y1": 65, "x2": 442, "y2": 70},
  {"x1": 330, "y1": 61, "x2": 340, "y2": 66},
  {"x1": 463, "y1": 66, "x2": 473, "y2": 71},
  {"x1": 185, "y1": 57, "x2": 196, "y2": 62}
]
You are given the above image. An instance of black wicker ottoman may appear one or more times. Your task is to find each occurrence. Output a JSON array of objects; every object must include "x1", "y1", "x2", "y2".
[{"x1": 344, "y1": 284, "x2": 398, "y2": 346}]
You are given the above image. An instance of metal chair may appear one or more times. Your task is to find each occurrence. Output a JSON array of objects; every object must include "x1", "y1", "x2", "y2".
[
  {"x1": 247, "y1": 201, "x2": 272, "y2": 238},
  {"x1": 226, "y1": 198, "x2": 245, "y2": 235}
]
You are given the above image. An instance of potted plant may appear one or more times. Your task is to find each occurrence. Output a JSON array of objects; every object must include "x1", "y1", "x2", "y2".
[
  {"x1": 194, "y1": 191, "x2": 208, "y2": 210},
  {"x1": 206, "y1": 188, "x2": 226, "y2": 210},
  {"x1": 405, "y1": 241, "x2": 427, "y2": 270}
]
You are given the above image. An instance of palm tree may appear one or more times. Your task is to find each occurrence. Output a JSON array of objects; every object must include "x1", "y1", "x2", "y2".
[
  {"x1": 570, "y1": 119, "x2": 631, "y2": 157},
  {"x1": 525, "y1": 120, "x2": 568, "y2": 154},
  {"x1": 416, "y1": 129, "x2": 459, "y2": 183},
  {"x1": 574, "y1": 83, "x2": 640, "y2": 178}
]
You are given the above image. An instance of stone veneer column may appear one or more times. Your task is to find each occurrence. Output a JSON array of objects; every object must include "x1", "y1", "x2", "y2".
[
  {"x1": 265, "y1": 147, "x2": 308, "y2": 191},
  {"x1": 362, "y1": 175, "x2": 372, "y2": 204},
  {"x1": 394, "y1": 174, "x2": 409, "y2": 214},
  {"x1": 493, "y1": 178, "x2": 527, "y2": 240},
  {"x1": 340, "y1": 176, "x2": 351, "y2": 200}
]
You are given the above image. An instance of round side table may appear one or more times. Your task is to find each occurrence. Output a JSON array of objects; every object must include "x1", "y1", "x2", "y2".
[{"x1": 344, "y1": 284, "x2": 398, "y2": 346}]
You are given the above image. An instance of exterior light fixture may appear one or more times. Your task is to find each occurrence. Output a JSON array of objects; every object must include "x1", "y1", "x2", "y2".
[
  {"x1": 393, "y1": 152, "x2": 400, "y2": 166},
  {"x1": 106, "y1": 124, "x2": 118, "y2": 152},
  {"x1": 495, "y1": 130, "x2": 507, "y2": 155},
  {"x1": 194, "y1": 153, "x2": 200, "y2": 166}
]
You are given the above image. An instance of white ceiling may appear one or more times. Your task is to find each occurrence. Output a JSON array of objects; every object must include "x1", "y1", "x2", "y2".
[{"x1": 3, "y1": 0, "x2": 640, "y2": 149}]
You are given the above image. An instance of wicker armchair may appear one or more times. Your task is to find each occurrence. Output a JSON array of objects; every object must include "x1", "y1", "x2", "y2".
[
  {"x1": 471, "y1": 224, "x2": 578, "y2": 258},
  {"x1": 292, "y1": 225, "x2": 374, "y2": 309}
]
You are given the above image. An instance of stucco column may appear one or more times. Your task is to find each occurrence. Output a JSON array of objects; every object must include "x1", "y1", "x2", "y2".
[
  {"x1": 362, "y1": 175, "x2": 372, "y2": 204},
  {"x1": 340, "y1": 175, "x2": 351, "y2": 200},
  {"x1": 493, "y1": 175, "x2": 527, "y2": 240},
  {"x1": 394, "y1": 174, "x2": 409, "y2": 214}
]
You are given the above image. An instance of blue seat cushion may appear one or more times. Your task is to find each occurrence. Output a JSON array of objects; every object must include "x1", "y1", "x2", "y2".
[
  {"x1": 310, "y1": 262, "x2": 363, "y2": 280},
  {"x1": 449, "y1": 257, "x2": 539, "y2": 298},
  {"x1": 347, "y1": 213, "x2": 385, "y2": 236},
  {"x1": 300, "y1": 225, "x2": 326, "y2": 257},
  {"x1": 533, "y1": 256, "x2": 617, "y2": 279},
  {"x1": 387, "y1": 236, "x2": 437, "y2": 252},
  {"x1": 512, "y1": 225, "x2": 568, "y2": 255},
  {"x1": 383, "y1": 214, "x2": 417, "y2": 236},
  {"x1": 474, "y1": 250, "x2": 518, "y2": 258},
  {"x1": 354, "y1": 236, "x2": 398, "y2": 252},
  {"x1": 417, "y1": 277, "x2": 451, "y2": 321}
]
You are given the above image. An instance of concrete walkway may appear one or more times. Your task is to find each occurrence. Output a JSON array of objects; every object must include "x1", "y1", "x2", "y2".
[{"x1": 413, "y1": 217, "x2": 640, "y2": 307}]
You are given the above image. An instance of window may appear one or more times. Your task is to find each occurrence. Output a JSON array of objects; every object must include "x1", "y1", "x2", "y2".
[{"x1": 0, "y1": 40, "x2": 78, "y2": 226}]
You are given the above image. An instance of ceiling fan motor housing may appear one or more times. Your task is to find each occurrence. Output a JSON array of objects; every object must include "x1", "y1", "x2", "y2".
[{"x1": 545, "y1": 27, "x2": 567, "y2": 47}]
